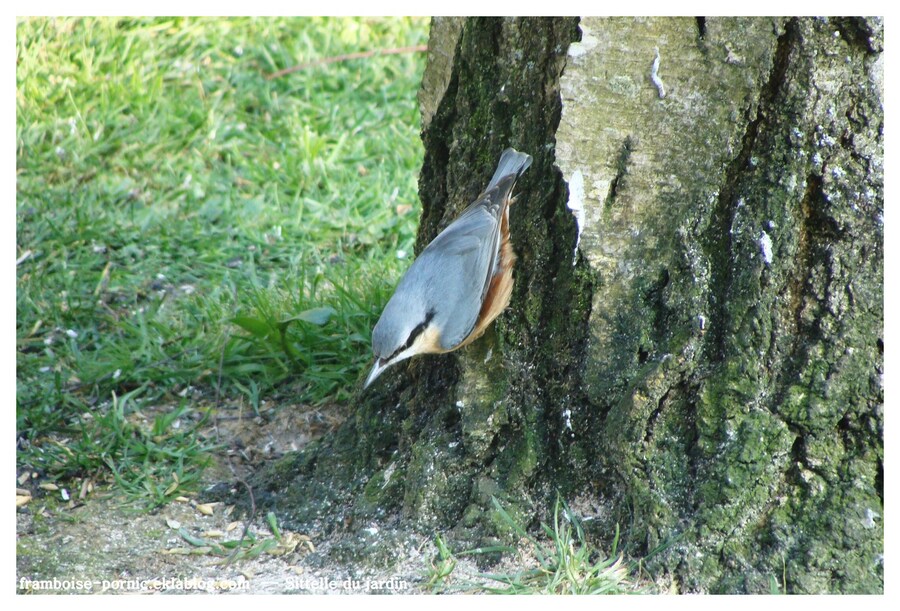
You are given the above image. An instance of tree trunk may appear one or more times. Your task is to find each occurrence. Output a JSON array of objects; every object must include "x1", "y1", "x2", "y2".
[{"x1": 250, "y1": 17, "x2": 883, "y2": 594}]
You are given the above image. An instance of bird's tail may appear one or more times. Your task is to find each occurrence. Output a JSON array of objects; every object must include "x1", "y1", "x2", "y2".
[{"x1": 486, "y1": 148, "x2": 533, "y2": 191}]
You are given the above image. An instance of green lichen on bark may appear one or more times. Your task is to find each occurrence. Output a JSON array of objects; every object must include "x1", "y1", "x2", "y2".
[{"x1": 558, "y1": 17, "x2": 882, "y2": 593}]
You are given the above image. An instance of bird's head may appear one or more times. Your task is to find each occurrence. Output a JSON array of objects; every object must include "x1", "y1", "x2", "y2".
[{"x1": 365, "y1": 294, "x2": 440, "y2": 389}]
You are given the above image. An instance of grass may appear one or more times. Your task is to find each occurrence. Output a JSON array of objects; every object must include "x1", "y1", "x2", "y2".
[
  {"x1": 424, "y1": 497, "x2": 640, "y2": 594},
  {"x1": 16, "y1": 17, "x2": 428, "y2": 502},
  {"x1": 162, "y1": 510, "x2": 313, "y2": 562}
]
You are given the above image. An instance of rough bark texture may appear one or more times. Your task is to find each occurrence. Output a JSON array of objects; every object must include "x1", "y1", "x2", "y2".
[
  {"x1": 249, "y1": 17, "x2": 883, "y2": 593},
  {"x1": 556, "y1": 16, "x2": 883, "y2": 594}
]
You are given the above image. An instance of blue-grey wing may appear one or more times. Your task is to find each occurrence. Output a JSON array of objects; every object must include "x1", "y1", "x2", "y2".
[
  {"x1": 394, "y1": 149, "x2": 531, "y2": 350},
  {"x1": 405, "y1": 203, "x2": 499, "y2": 349}
]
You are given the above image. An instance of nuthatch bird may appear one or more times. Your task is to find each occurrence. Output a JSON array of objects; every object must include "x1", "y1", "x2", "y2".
[{"x1": 365, "y1": 148, "x2": 532, "y2": 389}]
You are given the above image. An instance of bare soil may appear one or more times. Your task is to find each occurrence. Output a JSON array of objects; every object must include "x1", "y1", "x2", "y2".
[{"x1": 16, "y1": 400, "x2": 442, "y2": 595}]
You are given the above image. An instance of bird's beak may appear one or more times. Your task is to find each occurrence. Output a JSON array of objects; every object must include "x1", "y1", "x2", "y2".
[{"x1": 364, "y1": 358, "x2": 389, "y2": 389}]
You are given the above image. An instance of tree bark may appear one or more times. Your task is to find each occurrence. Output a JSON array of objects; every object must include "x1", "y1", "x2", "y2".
[{"x1": 250, "y1": 17, "x2": 883, "y2": 594}]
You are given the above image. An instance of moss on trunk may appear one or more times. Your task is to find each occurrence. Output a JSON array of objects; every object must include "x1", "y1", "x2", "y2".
[{"x1": 557, "y1": 17, "x2": 882, "y2": 593}]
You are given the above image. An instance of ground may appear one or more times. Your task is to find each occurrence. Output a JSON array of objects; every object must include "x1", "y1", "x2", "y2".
[
  {"x1": 17, "y1": 395, "x2": 641, "y2": 595},
  {"x1": 16, "y1": 402, "x2": 438, "y2": 594}
]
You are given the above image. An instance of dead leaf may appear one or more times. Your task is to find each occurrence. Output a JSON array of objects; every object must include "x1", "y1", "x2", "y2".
[
  {"x1": 16, "y1": 492, "x2": 32, "y2": 507},
  {"x1": 296, "y1": 534, "x2": 315, "y2": 551},
  {"x1": 78, "y1": 479, "x2": 91, "y2": 500},
  {"x1": 195, "y1": 503, "x2": 216, "y2": 516}
]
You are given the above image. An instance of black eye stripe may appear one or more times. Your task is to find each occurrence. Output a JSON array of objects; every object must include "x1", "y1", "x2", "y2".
[{"x1": 386, "y1": 310, "x2": 436, "y2": 362}]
